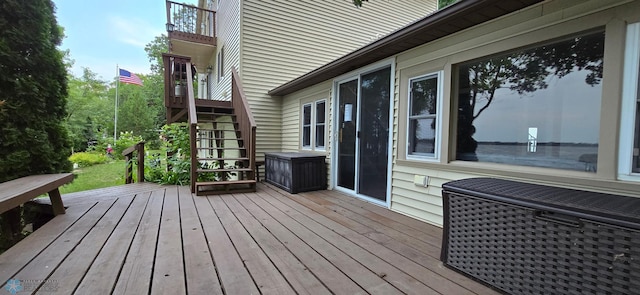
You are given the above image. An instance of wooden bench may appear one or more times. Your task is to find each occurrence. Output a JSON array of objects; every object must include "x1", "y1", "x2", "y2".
[{"x1": 0, "y1": 173, "x2": 74, "y2": 216}]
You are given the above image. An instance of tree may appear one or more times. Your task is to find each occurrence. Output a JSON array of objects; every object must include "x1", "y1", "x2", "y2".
[
  {"x1": 145, "y1": 34, "x2": 169, "y2": 75},
  {"x1": 114, "y1": 82, "x2": 156, "y2": 141},
  {"x1": 0, "y1": 0, "x2": 72, "y2": 182},
  {"x1": 65, "y1": 68, "x2": 110, "y2": 152},
  {"x1": 144, "y1": 35, "x2": 169, "y2": 132},
  {"x1": 438, "y1": 0, "x2": 458, "y2": 9}
]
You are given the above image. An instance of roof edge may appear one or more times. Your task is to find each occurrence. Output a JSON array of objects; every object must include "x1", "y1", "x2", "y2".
[{"x1": 269, "y1": 0, "x2": 542, "y2": 96}]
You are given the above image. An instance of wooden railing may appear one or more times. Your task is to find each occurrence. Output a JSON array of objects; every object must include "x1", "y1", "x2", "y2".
[
  {"x1": 185, "y1": 62, "x2": 199, "y2": 193},
  {"x1": 163, "y1": 53, "x2": 191, "y2": 123},
  {"x1": 231, "y1": 68, "x2": 257, "y2": 180},
  {"x1": 123, "y1": 141, "x2": 145, "y2": 184},
  {"x1": 166, "y1": 1, "x2": 216, "y2": 40}
]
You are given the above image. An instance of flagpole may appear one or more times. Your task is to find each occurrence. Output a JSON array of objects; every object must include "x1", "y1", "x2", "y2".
[{"x1": 114, "y1": 65, "x2": 119, "y2": 143}]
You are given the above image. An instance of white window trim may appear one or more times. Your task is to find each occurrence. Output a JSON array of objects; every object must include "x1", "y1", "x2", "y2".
[
  {"x1": 406, "y1": 71, "x2": 444, "y2": 161},
  {"x1": 216, "y1": 47, "x2": 224, "y2": 83},
  {"x1": 618, "y1": 22, "x2": 640, "y2": 181},
  {"x1": 315, "y1": 99, "x2": 327, "y2": 151},
  {"x1": 300, "y1": 99, "x2": 327, "y2": 151},
  {"x1": 301, "y1": 102, "x2": 313, "y2": 150}
]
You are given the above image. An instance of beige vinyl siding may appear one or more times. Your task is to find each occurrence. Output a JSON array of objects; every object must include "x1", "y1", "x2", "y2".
[
  {"x1": 209, "y1": 0, "x2": 240, "y2": 101},
  {"x1": 281, "y1": 81, "x2": 334, "y2": 185},
  {"x1": 389, "y1": 0, "x2": 640, "y2": 226},
  {"x1": 281, "y1": 81, "x2": 332, "y2": 152},
  {"x1": 241, "y1": 0, "x2": 437, "y2": 160}
]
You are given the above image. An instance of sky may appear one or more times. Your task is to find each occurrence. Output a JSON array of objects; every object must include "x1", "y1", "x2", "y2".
[{"x1": 53, "y1": 0, "x2": 197, "y2": 81}]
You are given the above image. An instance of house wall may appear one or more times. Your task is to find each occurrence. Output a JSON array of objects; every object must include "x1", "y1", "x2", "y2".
[
  {"x1": 208, "y1": 0, "x2": 241, "y2": 101},
  {"x1": 280, "y1": 0, "x2": 640, "y2": 227},
  {"x1": 241, "y1": 0, "x2": 437, "y2": 161},
  {"x1": 281, "y1": 80, "x2": 334, "y2": 183},
  {"x1": 392, "y1": 0, "x2": 640, "y2": 226}
]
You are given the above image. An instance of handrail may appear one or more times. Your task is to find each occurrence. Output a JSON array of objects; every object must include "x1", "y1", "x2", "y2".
[
  {"x1": 166, "y1": 0, "x2": 216, "y2": 38},
  {"x1": 122, "y1": 141, "x2": 145, "y2": 184},
  {"x1": 231, "y1": 68, "x2": 257, "y2": 179},
  {"x1": 186, "y1": 61, "x2": 198, "y2": 193}
]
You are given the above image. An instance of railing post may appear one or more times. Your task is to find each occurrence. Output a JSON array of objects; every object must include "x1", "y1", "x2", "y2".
[
  {"x1": 124, "y1": 153, "x2": 133, "y2": 184},
  {"x1": 122, "y1": 141, "x2": 145, "y2": 184},
  {"x1": 137, "y1": 142, "x2": 145, "y2": 183},
  {"x1": 190, "y1": 124, "x2": 197, "y2": 193},
  {"x1": 186, "y1": 62, "x2": 198, "y2": 194}
]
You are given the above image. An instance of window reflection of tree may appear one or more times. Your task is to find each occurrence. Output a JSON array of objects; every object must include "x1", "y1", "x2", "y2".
[
  {"x1": 410, "y1": 77, "x2": 438, "y2": 154},
  {"x1": 457, "y1": 30, "x2": 605, "y2": 161}
]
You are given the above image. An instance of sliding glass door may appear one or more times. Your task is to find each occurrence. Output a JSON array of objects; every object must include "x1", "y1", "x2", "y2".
[{"x1": 335, "y1": 66, "x2": 391, "y2": 203}]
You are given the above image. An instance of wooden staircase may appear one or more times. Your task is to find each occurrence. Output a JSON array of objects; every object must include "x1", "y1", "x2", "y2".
[
  {"x1": 192, "y1": 105, "x2": 256, "y2": 194},
  {"x1": 163, "y1": 53, "x2": 257, "y2": 195}
]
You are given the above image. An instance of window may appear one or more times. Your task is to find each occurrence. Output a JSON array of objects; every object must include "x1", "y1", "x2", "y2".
[
  {"x1": 408, "y1": 72, "x2": 442, "y2": 158},
  {"x1": 301, "y1": 99, "x2": 327, "y2": 150},
  {"x1": 455, "y1": 30, "x2": 605, "y2": 172},
  {"x1": 315, "y1": 100, "x2": 326, "y2": 149},
  {"x1": 619, "y1": 22, "x2": 640, "y2": 179},
  {"x1": 302, "y1": 103, "x2": 312, "y2": 148},
  {"x1": 217, "y1": 47, "x2": 224, "y2": 82}
]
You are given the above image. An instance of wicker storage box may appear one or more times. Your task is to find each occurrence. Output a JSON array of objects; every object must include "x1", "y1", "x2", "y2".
[
  {"x1": 441, "y1": 178, "x2": 640, "y2": 295},
  {"x1": 264, "y1": 152, "x2": 326, "y2": 193}
]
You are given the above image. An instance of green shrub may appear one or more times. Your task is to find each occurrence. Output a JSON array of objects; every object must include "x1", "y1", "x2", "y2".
[
  {"x1": 145, "y1": 124, "x2": 193, "y2": 185},
  {"x1": 89, "y1": 132, "x2": 144, "y2": 160},
  {"x1": 69, "y1": 152, "x2": 108, "y2": 167}
]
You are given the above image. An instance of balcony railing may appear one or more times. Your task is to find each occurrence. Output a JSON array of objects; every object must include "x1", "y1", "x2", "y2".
[
  {"x1": 163, "y1": 53, "x2": 192, "y2": 123},
  {"x1": 166, "y1": 0, "x2": 216, "y2": 44}
]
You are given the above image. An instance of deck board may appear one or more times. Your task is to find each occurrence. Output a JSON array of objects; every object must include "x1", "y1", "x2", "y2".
[
  {"x1": 73, "y1": 192, "x2": 151, "y2": 294},
  {"x1": 178, "y1": 186, "x2": 221, "y2": 295},
  {"x1": 223, "y1": 194, "x2": 331, "y2": 295},
  {"x1": 40, "y1": 196, "x2": 135, "y2": 294},
  {"x1": 151, "y1": 186, "x2": 186, "y2": 295},
  {"x1": 9, "y1": 198, "x2": 117, "y2": 289},
  {"x1": 254, "y1": 186, "x2": 436, "y2": 294},
  {"x1": 192, "y1": 191, "x2": 259, "y2": 294},
  {"x1": 0, "y1": 201, "x2": 95, "y2": 285},
  {"x1": 112, "y1": 189, "x2": 165, "y2": 294},
  {"x1": 0, "y1": 182, "x2": 500, "y2": 295},
  {"x1": 236, "y1": 192, "x2": 367, "y2": 294},
  {"x1": 210, "y1": 196, "x2": 296, "y2": 295}
]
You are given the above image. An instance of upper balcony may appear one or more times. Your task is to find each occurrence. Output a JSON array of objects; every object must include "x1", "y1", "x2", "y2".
[{"x1": 166, "y1": 0, "x2": 217, "y2": 71}]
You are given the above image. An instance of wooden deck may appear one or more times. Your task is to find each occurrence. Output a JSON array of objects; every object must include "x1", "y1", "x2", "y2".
[{"x1": 0, "y1": 183, "x2": 499, "y2": 295}]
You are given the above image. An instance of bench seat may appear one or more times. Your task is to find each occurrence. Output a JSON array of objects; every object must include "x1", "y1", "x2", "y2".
[{"x1": 0, "y1": 173, "x2": 74, "y2": 216}]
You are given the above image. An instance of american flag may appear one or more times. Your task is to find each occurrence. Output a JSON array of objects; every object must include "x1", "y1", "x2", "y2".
[{"x1": 119, "y1": 69, "x2": 143, "y2": 86}]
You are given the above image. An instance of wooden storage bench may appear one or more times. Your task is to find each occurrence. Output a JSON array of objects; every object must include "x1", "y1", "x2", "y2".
[
  {"x1": 264, "y1": 152, "x2": 326, "y2": 193},
  {"x1": 0, "y1": 173, "x2": 74, "y2": 216},
  {"x1": 441, "y1": 178, "x2": 640, "y2": 294}
]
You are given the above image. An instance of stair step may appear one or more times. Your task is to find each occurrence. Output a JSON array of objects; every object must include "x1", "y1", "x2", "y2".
[
  {"x1": 197, "y1": 157, "x2": 249, "y2": 161},
  {"x1": 196, "y1": 137, "x2": 243, "y2": 141},
  {"x1": 196, "y1": 180, "x2": 256, "y2": 186},
  {"x1": 197, "y1": 119, "x2": 239, "y2": 123},
  {"x1": 197, "y1": 128, "x2": 239, "y2": 132},
  {"x1": 197, "y1": 168, "x2": 253, "y2": 173},
  {"x1": 196, "y1": 111, "x2": 236, "y2": 116},
  {"x1": 197, "y1": 147, "x2": 245, "y2": 150}
]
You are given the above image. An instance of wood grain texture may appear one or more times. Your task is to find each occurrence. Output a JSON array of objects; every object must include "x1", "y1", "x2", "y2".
[{"x1": 0, "y1": 183, "x2": 498, "y2": 295}]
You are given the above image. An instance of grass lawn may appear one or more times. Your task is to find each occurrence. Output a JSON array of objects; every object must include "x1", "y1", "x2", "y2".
[{"x1": 60, "y1": 160, "x2": 127, "y2": 194}]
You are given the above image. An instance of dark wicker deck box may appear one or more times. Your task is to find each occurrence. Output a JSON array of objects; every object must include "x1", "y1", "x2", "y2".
[
  {"x1": 441, "y1": 178, "x2": 640, "y2": 295},
  {"x1": 264, "y1": 152, "x2": 326, "y2": 193}
]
